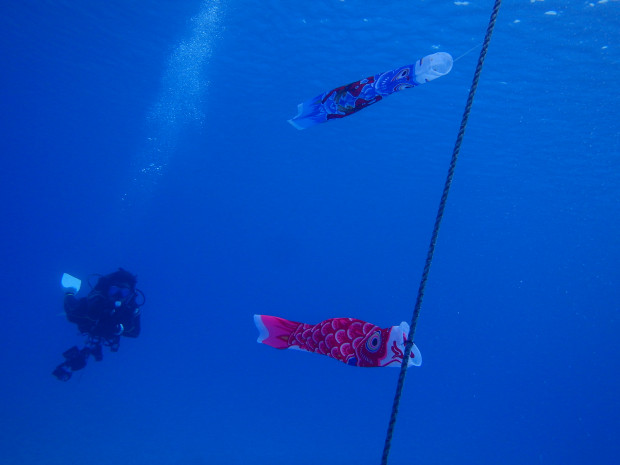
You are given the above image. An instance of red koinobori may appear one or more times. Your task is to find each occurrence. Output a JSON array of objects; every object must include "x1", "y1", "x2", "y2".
[{"x1": 254, "y1": 315, "x2": 421, "y2": 368}]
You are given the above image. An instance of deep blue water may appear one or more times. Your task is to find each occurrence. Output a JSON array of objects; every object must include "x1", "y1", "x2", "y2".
[{"x1": 1, "y1": 1, "x2": 619, "y2": 464}]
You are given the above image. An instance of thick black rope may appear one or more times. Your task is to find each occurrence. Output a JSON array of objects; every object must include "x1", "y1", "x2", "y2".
[{"x1": 379, "y1": 1, "x2": 502, "y2": 464}]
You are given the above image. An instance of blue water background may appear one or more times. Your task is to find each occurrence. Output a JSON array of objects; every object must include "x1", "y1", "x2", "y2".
[{"x1": 1, "y1": 1, "x2": 618, "y2": 464}]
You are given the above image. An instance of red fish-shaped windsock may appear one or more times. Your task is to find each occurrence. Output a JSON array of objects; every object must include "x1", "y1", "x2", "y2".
[{"x1": 254, "y1": 315, "x2": 421, "y2": 368}]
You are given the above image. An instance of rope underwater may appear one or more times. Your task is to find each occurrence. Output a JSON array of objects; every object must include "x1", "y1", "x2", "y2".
[{"x1": 379, "y1": 1, "x2": 503, "y2": 464}]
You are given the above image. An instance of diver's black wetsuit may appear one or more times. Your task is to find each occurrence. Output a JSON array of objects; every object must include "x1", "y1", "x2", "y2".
[
  {"x1": 64, "y1": 291, "x2": 140, "y2": 340},
  {"x1": 53, "y1": 268, "x2": 142, "y2": 381}
]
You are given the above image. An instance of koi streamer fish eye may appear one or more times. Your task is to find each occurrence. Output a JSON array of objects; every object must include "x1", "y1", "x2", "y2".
[
  {"x1": 391, "y1": 68, "x2": 410, "y2": 81},
  {"x1": 366, "y1": 331, "x2": 382, "y2": 353}
]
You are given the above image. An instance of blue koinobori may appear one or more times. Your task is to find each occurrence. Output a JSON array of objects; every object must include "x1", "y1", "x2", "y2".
[{"x1": 288, "y1": 52, "x2": 453, "y2": 130}]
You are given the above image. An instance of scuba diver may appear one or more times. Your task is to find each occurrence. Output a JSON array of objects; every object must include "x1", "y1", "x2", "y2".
[{"x1": 52, "y1": 268, "x2": 145, "y2": 381}]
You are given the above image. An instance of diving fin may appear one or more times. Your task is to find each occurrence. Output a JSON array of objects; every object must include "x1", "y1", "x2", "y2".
[{"x1": 61, "y1": 273, "x2": 81, "y2": 294}]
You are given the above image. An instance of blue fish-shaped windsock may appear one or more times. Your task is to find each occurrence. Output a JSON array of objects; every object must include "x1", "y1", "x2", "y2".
[{"x1": 288, "y1": 52, "x2": 453, "y2": 130}]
